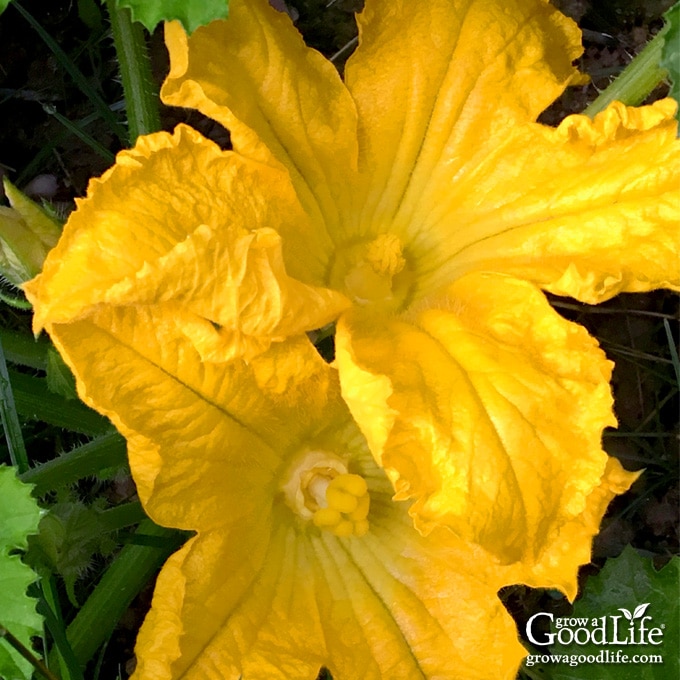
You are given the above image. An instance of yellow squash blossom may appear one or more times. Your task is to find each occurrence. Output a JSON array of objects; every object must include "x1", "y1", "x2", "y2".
[
  {"x1": 45, "y1": 317, "x2": 532, "y2": 678},
  {"x1": 23, "y1": 0, "x2": 677, "y2": 675}
]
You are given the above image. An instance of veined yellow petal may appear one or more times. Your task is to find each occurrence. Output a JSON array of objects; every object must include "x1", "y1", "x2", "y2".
[
  {"x1": 132, "y1": 416, "x2": 526, "y2": 680},
  {"x1": 162, "y1": 0, "x2": 360, "y2": 240},
  {"x1": 45, "y1": 307, "x2": 333, "y2": 531},
  {"x1": 336, "y1": 273, "x2": 639, "y2": 595},
  {"x1": 24, "y1": 125, "x2": 348, "y2": 361},
  {"x1": 345, "y1": 0, "x2": 581, "y2": 237},
  {"x1": 416, "y1": 99, "x2": 680, "y2": 303}
]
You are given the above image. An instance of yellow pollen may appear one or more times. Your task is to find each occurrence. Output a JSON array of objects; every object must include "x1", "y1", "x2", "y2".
[
  {"x1": 281, "y1": 451, "x2": 372, "y2": 538},
  {"x1": 311, "y1": 473, "x2": 371, "y2": 538},
  {"x1": 329, "y1": 233, "x2": 413, "y2": 309},
  {"x1": 365, "y1": 234, "x2": 405, "y2": 277}
]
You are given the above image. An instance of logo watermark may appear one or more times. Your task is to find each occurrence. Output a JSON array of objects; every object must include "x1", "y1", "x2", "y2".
[{"x1": 524, "y1": 603, "x2": 667, "y2": 669}]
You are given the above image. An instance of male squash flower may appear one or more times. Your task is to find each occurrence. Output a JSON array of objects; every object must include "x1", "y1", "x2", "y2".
[{"x1": 24, "y1": 0, "x2": 678, "y2": 676}]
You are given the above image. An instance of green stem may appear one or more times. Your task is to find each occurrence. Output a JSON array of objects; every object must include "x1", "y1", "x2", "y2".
[
  {"x1": 21, "y1": 433, "x2": 126, "y2": 494},
  {"x1": 0, "y1": 622, "x2": 60, "y2": 680},
  {"x1": 584, "y1": 28, "x2": 669, "y2": 117},
  {"x1": 42, "y1": 104, "x2": 116, "y2": 163},
  {"x1": 9, "y1": 369, "x2": 111, "y2": 436},
  {"x1": 40, "y1": 576, "x2": 80, "y2": 680},
  {"x1": 52, "y1": 520, "x2": 186, "y2": 669},
  {"x1": 0, "y1": 288, "x2": 33, "y2": 310},
  {"x1": 37, "y1": 590, "x2": 83, "y2": 680},
  {"x1": 663, "y1": 318, "x2": 680, "y2": 387},
  {"x1": 97, "y1": 500, "x2": 147, "y2": 533},
  {"x1": 0, "y1": 328, "x2": 49, "y2": 370},
  {"x1": 105, "y1": 0, "x2": 161, "y2": 143},
  {"x1": 0, "y1": 338, "x2": 29, "y2": 472}
]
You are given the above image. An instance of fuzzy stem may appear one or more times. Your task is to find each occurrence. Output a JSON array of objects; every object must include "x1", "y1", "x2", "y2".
[
  {"x1": 0, "y1": 338, "x2": 29, "y2": 472},
  {"x1": 105, "y1": 0, "x2": 161, "y2": 143},
  {"x1": 21, "y1": 433, "x2": 126, "y2": 495},
  {"x1": 40, "y1": 576, "x2": 81, "y2": 680},
  {"x1": 584, "y1": 28, "x2": 669, "y2": 117},
  {"x1": 0, "y1": 328, "x2": 49, "y2": 370},
  {"x1": 51, "y1": 520, "x2": 186, "y2": 669}
]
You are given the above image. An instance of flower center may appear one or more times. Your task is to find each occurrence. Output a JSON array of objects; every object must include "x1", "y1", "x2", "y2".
[
  {"x1": 281, "y1": 450, "x2": 371, "y2": 537},
  {"x1": 329, "y1": 233, "x2": 413, "y2": 311}
]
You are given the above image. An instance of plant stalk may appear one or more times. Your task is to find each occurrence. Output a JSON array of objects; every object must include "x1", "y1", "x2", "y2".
[
  {"x1": 584, "y1": 28, "x2": 669, "y2": 117},
  {"x1": 21, "y1": 433, "x2": 126, "y2": 495},
  {"x1": 105, "y1": 0, "x2": 161, "y2": 143},
  {"x1": 0, "y1": 622, "x2": 60, "y2": 680},
  {"x1": 0, "y1": 338, "x2": 29, "y2": 472},
  {"x1": 50, "y1": 520, "x2": 186, "y2": 669}
]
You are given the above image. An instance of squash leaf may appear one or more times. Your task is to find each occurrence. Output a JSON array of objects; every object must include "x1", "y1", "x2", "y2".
[
  {"x1": 113, "y1": 0, "x2": 229, "y2": 34},
  {"x1": 0, "y1": 465, "x2": 43, "y2": 680}
]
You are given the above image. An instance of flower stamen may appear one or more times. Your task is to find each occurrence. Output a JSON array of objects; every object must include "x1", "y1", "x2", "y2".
[
  {"x1": 312, "y1": 473, "x2": 370, "y2": 537},
  {"x1": 329, "y1": 233, "x2": 413, "y2": 311},
  {"x1": 281, "y1": 451, "x2": 370, "y2": 537}
]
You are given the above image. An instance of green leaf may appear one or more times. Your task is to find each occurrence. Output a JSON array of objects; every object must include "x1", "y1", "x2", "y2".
[
  {"x1": 46, "y1": 347, "x2": 78, "y2": 401},
  {"x1": 114, "y1": 0, "x2": 229, "y2": 34},
  {"x1": 661, "y1": 2, "x2": 680, "y2": 123},
  {"x1": 525, "y1": 546, "x2": 678, "y2": 680},
  {"x1": 28, "y1": 499, "x2": 116, "y2": 606},
  {"x1": 0, "y1": 0, "x2": 11, "y2": 17},
  {"x1": 0, "y1": 466, "x2": 43, "y2": 680},
  {"x1": 9, "y1": 369, "x2": 111, "y2": 436},
  {"x1": 77, "y1": 0, "x2": 103, "y2": 31}
]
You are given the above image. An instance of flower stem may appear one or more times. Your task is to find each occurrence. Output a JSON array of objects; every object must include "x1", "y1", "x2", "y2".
[
  {"x1": 51, "y1": 520, "x2": 186, "y2": 668},
  {"x1": 584, "y1": 28, "x2": 669, "y2": 117},
  {"x1": 21, "y1": 433, "x2": 127, "y2": 495},
  {"x1": 0, "y1": 622, "x2": 60, "y2": 680},
  {"x1": 0, "y1": 338, "x2": 29, "y2": 473},
  {"x1": 105, "y1": 0, "x2": 161, "y2": 143},
  {"x1": 39, "y1": 575, "x2": 82, "y2": 680}
]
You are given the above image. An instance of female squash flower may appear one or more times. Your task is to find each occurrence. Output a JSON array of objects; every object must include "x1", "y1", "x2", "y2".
[{"x1": 24, "y1": 0, "x2": 677, "y2": 670}]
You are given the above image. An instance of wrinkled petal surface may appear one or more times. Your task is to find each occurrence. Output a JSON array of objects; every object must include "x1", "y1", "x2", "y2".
[
  {"x1": 24, "y1": 0, "x2": 675, "y2": 676},
  {"x1": 345, "y1": 0, "x2": 582, "y2": 237},
  {"x1": 162, "y1": 0, "x2": 360, "y2": 241},
  {"x1": 46, "y1": 306, "x2": 333, "y2": 530},
  {"x1": 336, "y1": 273, "x2": 639, "y2": 596},
  {"x1": 413, "y1": 99, "x2": 680, "y2": 303},
  {"x1": 24, "y1": 125, "x2": 347, "y2": 361}
]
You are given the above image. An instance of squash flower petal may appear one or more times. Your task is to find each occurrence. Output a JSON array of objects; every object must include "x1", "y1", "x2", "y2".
[
  {"x1": 24, "y1": 125, "x2": 349, "y2": 361},
  {"x1": 162, "y1": 1, "x2": 361, "y2": 249},
  {"x1": 335, "y1": 272, "x2": 640, "y2": 595},
  {"x1": 344, "y1": 0, "x2": 583, "y2": 236},
  {"x1": 41, "y1": 310, "x2": 527, "y2": 678},
  {"x1": 413, "y1": 98, "x2": 680, "y2": 303}
]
